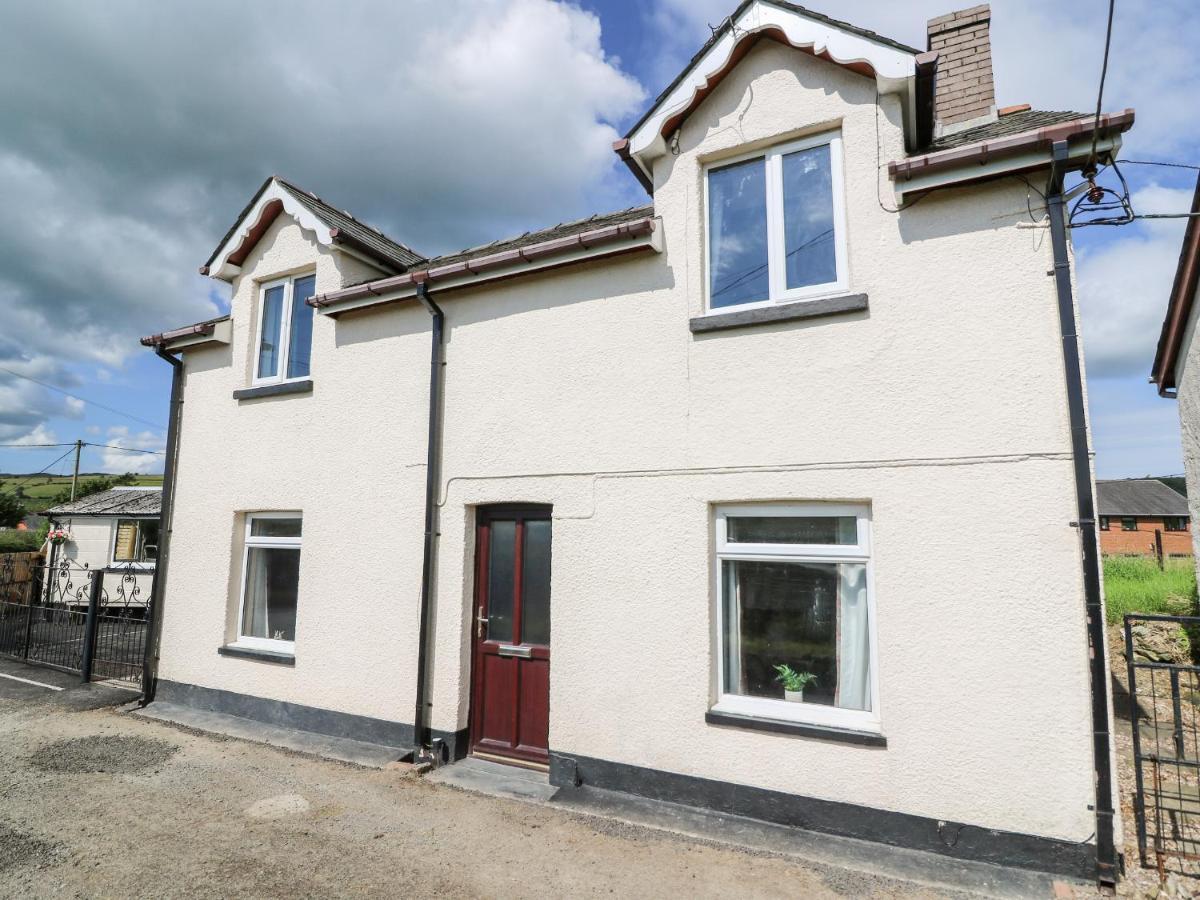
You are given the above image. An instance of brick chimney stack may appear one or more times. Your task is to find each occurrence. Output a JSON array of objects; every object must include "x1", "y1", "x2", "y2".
[{"x1": 927, "y1": 5, "x2": 996, "y2": 130}]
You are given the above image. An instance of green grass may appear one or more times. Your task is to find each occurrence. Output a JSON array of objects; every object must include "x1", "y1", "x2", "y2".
[{"x1": 1103, "y1": 555, "x2": 1197, "y2": 625}]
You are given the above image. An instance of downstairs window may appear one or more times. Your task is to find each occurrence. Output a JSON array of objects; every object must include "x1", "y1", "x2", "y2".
[
  {"x1": 236, "y1": 513, "x2": 302, "y2": 653},
  {"x1": 713, "y1": 504, "x2": 877, "y2": 732}
]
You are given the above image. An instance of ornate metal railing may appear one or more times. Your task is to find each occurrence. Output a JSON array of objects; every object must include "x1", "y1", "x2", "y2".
[{"x1": 0, "y1": 553, "x2": 153, "y2": 686}]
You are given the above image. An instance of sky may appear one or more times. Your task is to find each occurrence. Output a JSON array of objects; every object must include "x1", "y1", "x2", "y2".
[{"x1": 0, "y1": 0, "x2": 1196, "y2": 480}]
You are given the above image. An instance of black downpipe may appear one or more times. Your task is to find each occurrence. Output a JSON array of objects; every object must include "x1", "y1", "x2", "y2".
[
  {"x1": 412, "y1": 282, "x2": 446, "y2": 764},
  {"x1": 1046, "y1": 140, "x2": 1117, "y2": 886},
  {"x1": 140, "y1": 347, "x2": 184, "y2": 704}
]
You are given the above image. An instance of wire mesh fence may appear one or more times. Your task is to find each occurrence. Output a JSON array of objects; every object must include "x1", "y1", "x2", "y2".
[{"x1": 1125, "y1": 614, "x2": 1200, "y2": 881}]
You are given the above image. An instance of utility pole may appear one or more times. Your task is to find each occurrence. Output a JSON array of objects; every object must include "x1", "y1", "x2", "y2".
[{"x1": 70, "y1": 439, "x2": 82, "y2": 501}]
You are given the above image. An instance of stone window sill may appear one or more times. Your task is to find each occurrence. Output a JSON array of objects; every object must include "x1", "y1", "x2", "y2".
[
  {"x1": 233, "y1": 379, "x2": 313, "y2": 401},
  {"x1": 689, "y1": 294, "x2": 868, "y2": 334},
  {"x1": 217, "y1": 644, "x2": 295, "y2": 666},
  {"x1": 705, "y1": 709, "x2": 886, "y2": 747}
]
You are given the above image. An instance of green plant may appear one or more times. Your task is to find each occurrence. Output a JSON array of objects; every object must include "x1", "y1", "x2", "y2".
[
  {"x1": 0, "y1": 491, "x2": 25, "y2": 528},
  {"x1": 1103, "y1": 555, "x2": 1197, "y2": 625},
  {"x1": 0, "y1": 530, "x2": 41, "y2": 552},
  {"x1": 773, "y1": 664, "x2": 817, "y2": 693}
]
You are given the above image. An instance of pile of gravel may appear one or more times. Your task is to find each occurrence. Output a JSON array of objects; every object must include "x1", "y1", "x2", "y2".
[
  {"x1": 28, "y1": 735, "x2": 178, "y2": 774},
  {"x1": 0, "y1": 825, "x2": 63, "y2": 872}
]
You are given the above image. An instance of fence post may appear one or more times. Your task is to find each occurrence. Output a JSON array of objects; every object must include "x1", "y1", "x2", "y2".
[
  {"x1": 1155, "y1": 529, "x2": 1165, "y2": 570},
  {"x1": 80, "y1": 570, "x2": 103, "y2": 683}
]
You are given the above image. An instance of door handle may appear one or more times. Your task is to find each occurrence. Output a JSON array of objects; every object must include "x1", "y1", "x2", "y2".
[{"x1": 476, "y1": 605, "x2": 489, "y2": 639}]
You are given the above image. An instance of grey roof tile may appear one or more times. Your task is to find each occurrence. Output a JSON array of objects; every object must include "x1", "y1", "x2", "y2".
[
  {"x1": 931, "y1": 110, "x2": 1088, "y2": 151},
  {"x1": 45, "y1": 488, "x2": 162, "y2": 518},
  {"x1": 1096, "y1": 479, "x2": 1190, "y2": 517},
  {"x1": 419, "y1": 205, "x2": 655, "y2": 270}
]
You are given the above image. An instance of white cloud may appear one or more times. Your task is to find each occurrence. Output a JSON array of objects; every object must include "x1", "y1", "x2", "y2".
[
  {"x1": 98, "y1": 426, "x2": 165, "y2": 475},
  {"x1": 1076, "y1": 184, "x2": 1192, "y2": 378},
  {"x1": 0, "y1": 0, "x2": 644, "y2": 448}
]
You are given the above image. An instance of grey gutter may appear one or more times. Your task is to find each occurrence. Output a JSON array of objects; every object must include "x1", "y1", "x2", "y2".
[
  {"x1": 140, "y1": 317, "x2": 227, "y2": 348},
  {"x1": 310, "y1": 217, "x2": 656, "y2": 312},
  {"x1": 140, "y1": 347, "x2": 185, "y2": 704},
  {"x1": 411, "y1": 281, "x2": 446, "y2": 766},
  {"x1": 888, "y1": 109, "x2": 1135, "y2": 182},
  {"x1": 1046, "y1": 140, "x2": 1118, "y2": 888}
]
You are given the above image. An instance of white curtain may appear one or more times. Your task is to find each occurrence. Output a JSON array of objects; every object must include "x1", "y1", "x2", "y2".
[
  {"x1": 836, "y1": 564, "x2": 871, "y2": 711},
  {"x1": 243, "y1": 548, "x2": 269, "y2": 638}
]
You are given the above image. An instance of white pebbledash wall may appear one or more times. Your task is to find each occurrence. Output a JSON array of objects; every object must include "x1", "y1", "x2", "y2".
[
  {"x1": 1173, "y1": 281, "x2": 1200, "y2": 562},
  {"x1": 159, "y1": 42, "x2": 1098, "y2": 845}
]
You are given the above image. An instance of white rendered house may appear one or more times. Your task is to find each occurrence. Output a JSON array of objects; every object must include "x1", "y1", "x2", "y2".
[{"x1": 140, "y1": 1, "x2": 1131, "y2": 883}]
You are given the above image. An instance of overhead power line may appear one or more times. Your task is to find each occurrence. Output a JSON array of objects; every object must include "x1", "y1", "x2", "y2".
[
  {"x1": 1086, "y1": 0, "x2": 1116, "y2": 172},
  {"x1": 0, "y1": 366, "x2": 165, "y2": 430}
]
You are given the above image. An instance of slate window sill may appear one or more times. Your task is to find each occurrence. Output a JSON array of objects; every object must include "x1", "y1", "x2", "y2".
[
  {"x1": 217, "y1": 645, "x2": 296, "y2": 666},
  {"x1": 233, "y1": 379, "x2": 313, "y2": 401},
  {"x1": 705, "y1": 709, "x2": 886, "y2": 747},
  {"x1": 690, "y1": 293, "x2": 868, "y2": 334}
]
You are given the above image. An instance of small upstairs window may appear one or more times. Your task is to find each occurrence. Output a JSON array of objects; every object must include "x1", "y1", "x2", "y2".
[
  {"x1": 255, "y1": 274, "x2": 315, "y2": 384},
  {"x1": 1121, "y1": 517, "x2": 1138, "y2": 532},
  {"x1": 1164, "y1": 517, "x2": 1188, "y2": 532},
  {"x1": 705, "y1": 131, "x2": 847, "y2": 312}
]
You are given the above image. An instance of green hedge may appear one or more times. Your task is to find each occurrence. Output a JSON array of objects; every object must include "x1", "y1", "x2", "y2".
[{"x1": 0, "y1": 531, "x2": 42, "y2": 553}]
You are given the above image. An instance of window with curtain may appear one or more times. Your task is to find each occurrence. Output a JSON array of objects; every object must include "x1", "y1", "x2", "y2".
[
  {"x1": 1164, "y1": 517, "x2": 1188, "y2": 532},
  {"x1": 112, "y1": 519, "x2": 159, "y2": 563},
  {"x1": 713, "y1": 504, "x2": 877, "y2": 731},
  {"x1": 236, "y1": 514, "x2": 302, "y2": 651},
  {"x1": 705, "y1": 131, "x2": 847, "y2": 311},
  {"x1": 1122, "y1": 517, "x2": 1138, "y2": 532},
  {"x1": 255, "y1": 274, "x2": 316, "y2": 383}
]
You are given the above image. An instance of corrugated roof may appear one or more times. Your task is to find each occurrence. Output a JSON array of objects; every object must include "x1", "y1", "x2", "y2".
[
  {"x1": 44, "y1": 488, "x2": 162, "y2": 518},
  {"x1": 1096, "y1": 479, "x2": 1190, "y2": 517},
  {"x1": 418, "y1": 205, "x2": 654, "y2": 270},
  {"x1": 930, "y1": 110, "x2": 1088, "y2": 151}
]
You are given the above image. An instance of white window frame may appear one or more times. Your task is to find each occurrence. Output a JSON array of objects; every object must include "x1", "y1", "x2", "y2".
[
  {"x1": 252, "y1": 273, "x2": 315, "y2": 386},
  {"x1": 702, "y1": 130, "x2": 849, "y2": 314},
  {"x1": 109, "y1": 518, "x2": 158, "y2": 569},
  {"x1": 712, "y1": 502, "x2": 880, "y2": 732},
  {"x1": 233, "y1": 511, "x2": 303, "y2": 653}
]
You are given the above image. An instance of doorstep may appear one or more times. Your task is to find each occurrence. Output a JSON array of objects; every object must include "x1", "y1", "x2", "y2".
[
  {"x1": 425, "y1": 756, "x2": 559, "y2": 803},
  {"x1": 133, "y1": 700, "x2": 412, "y2": 770}
]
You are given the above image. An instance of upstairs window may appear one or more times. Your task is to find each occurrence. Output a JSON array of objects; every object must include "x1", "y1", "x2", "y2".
[
  {"x1": 1122, "y1": 517, "x2": 1138, "y2": 532},
  {"x1": 1099, "y1": 516, "x2": 1110, "y2": 531},
  {"x1": 255, "y1": 274, "x2": 315, "y2": 383},
  {"x1": 705, "y1": 131, "x2": 847, "y2": 312},
  {"x1": 1164, "y1": 517, "x2": 1188, "y2": 532}
]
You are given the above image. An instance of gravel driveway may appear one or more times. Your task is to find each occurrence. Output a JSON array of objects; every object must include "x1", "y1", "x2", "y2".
[{"x1": 0, "y1": 672, "x2": 990, "y2": 898}]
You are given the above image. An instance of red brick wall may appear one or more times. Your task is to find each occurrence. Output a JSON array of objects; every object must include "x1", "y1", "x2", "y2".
[{"x1": 1099, "y1": 516, "x2": 1193, "y2": 557}]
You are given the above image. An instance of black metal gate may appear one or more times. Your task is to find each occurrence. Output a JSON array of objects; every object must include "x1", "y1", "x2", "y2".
[
  {"x1": 1124, "y1": 613, "x2": 1200, "y2": 879},
  {"x1": 0, "y1": 553, "x2": 153, "y2": 688}
]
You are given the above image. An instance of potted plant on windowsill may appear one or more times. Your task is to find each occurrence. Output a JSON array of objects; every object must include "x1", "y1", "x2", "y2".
[{"x1": 773, "y1": 664, "x2": 817, "y2": 703}]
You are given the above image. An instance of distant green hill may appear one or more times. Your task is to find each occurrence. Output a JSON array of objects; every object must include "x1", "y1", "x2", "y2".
[{"x1": 0, "y1": 473, "x2": 163, "y2": 510}]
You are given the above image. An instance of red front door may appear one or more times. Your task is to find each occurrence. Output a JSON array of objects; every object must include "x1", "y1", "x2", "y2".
[{"x1": 469, "y1": 505, "x2": 552, "y2": 766}]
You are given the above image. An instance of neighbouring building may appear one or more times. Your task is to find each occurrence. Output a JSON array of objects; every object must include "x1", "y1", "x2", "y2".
[
  {"x1": 1095, "y1": 479, "x2": 1191, "y2": 558},
  {"x1": 140, "y1": 1, "x2": 1135, "y2": 883},
  {"x1": 44, "y1": 487, "x2": 161, "y2": 589},
  {"x1": 1151, "y1": 173, "x2": 1200, "y2": 568}
]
